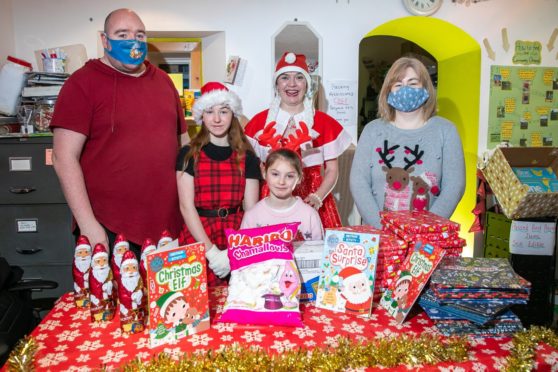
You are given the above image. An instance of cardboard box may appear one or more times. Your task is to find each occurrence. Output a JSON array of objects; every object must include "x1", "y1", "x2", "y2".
[
  {"x1": 293, "y1": 240, "x2": 324, "y2": 303},
  {"x1": 482, "y1": 147, "x2": 558, "y2": 219}
]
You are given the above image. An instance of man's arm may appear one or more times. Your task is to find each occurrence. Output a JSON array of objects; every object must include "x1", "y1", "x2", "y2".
[
  {"x1": 180, "y1": 131, "x2": 190, "y2": 147},
  {"x1": 52, "y1": 128, "x2": 108, "y2": 247}
]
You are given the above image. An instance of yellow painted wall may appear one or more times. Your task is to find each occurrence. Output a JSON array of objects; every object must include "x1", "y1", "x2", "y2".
[{"x1": 364, "y1": 17, "x2": 481, "y2": 255}]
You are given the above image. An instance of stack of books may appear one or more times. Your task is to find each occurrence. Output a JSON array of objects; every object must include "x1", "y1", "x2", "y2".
[
  {"x1": 420, "y1": 257, "x2": 529, "y2": 336},
  {"x1": 380, "y1": 210, "x2": 466, "y2": 257},
  {"x1": 21, "y1": 72, "x2": 69, "y2": 98}
]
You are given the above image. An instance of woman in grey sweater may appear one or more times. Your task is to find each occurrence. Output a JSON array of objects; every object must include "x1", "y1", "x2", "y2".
[{"x1": 350, "y1": 57, "x2": 465, "y2": 228}]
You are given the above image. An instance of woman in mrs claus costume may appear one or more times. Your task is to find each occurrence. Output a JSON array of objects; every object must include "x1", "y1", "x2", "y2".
[{"x1": 244, "y1": 52, "x2": 352, "y2": 228}]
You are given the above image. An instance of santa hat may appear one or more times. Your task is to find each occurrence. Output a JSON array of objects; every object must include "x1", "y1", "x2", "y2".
[
  {"x1": 120, "y1": 250, "x2": 138, "y2": 269},
  {"x1": 419, "y1": 172, "x2": 440, "y2": 196},
  {"x1": 151, "y1": 291, "x2": 183, "y2": 317},
  {"x1": 266, "y1": 52, "x2": 315, "y2": 129},
  {"x1": 338, "y1": 266, "x2": 363, "y2": 282},
  {"x1": 91, "y1": 243, "x2": 109, "y2": 262},
  {"x1": 141, "y1": 238, "x2": 156, "y2": 255},
  {"x1": 114, "y1": 234, "x2": 129, "y2": 250},
  {"x1": 75, "y1": 235, "x2": 91, "y2": 252},
  {"x1": 157, "y1": 230, "x2": 173, "y2": 248},
  {"x1": 192, "y1": 82, "x2": 242, "y2": 124},
  {"x1": 395, "y1": 271, "x2": 412, "y2": 286}
]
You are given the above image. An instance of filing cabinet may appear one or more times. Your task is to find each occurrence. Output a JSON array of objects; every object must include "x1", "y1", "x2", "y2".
[{"x1": 0, "y1": 136, "x2": 73, "y2": 298}]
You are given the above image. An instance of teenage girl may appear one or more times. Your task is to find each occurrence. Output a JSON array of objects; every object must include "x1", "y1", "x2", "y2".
[
  {"x1": 241, "y1": 148, "x2": 323, "y2": 241},
  {"x1": 176, "y1": 82, "x2": 261, "y2": 285}
]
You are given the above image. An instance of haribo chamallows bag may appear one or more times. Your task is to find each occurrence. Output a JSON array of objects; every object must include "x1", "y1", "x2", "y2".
[{"x1": 218, "y1": 222, "x2": 303, "y2": 327}]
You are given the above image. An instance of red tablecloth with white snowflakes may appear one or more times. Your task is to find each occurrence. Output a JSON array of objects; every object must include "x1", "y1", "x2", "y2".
[{"x1": 10, "y1": 287, "x2": 558, "y2": 371}]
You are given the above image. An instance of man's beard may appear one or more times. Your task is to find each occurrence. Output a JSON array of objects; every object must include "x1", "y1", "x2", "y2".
[
  {"x1": 343, "y1": 282, "x2": 371, "y2": 305},
  {"x1": 93, "y1": 265, "x2": 109, "y2": 283},
  {"x1": 75, "y1": 256, "x2": 91, "y2": 273},
  {"x1": 114, "y1": 253, "x2": 123, "y2": 267},
  {"x1": 121, "y1": 272, "x2": 140, "y2": 292}
]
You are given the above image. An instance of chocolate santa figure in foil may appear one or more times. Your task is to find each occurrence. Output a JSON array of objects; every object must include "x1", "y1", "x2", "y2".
[
  {"x1": 157, "y1": 230, "x2": 173, "y2": 249},
  {"x1": 89, "y1": 243, "x2": 116, "y2": 322},
  {"x1": 111, "y1": 233, "x2": 130, "y2": 286},
  {"x1": 118, "y1": 250, "x2": 146, "y2": 333},
  {"x1": 72, "y1": 235, "x2": 92, "y2": 307},
  {"x1": 139, "y1": 238, "x2": 157, "y2": 284}
]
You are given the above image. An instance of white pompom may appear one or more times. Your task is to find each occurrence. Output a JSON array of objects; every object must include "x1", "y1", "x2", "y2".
[{"x1": 285, "y1": 52, "x2": 296, "y2": 64}]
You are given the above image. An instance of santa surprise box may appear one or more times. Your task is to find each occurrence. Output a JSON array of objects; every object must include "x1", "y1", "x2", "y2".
[
  {"x1": 293, "y1": 240, "x2": 324, "y2": 303},
  {"x1": 482, "y1": 147, "x2": 558, "y2": 219},
  {"x1": 315, "y1": 228, "x2": 380, "y2": 317},
  {"x1": 146, "y1": 242, "x2": 210, "y2": 348}
]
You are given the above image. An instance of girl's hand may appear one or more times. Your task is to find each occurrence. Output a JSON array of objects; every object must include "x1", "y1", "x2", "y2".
[{"x1": 305, "y1": 193, "x2": 323, "y2": 210}]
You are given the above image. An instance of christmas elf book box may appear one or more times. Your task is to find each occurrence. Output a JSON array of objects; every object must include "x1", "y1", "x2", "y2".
[
  {"x1": 315, "y1": 228, "x2": 380, "y2": 317},
  {"x1": 380, "y1": 241, "x2": 445, "y2": 323},
  {"x1": 146, "y1": 242, "x2": 210, "y2": 348}
]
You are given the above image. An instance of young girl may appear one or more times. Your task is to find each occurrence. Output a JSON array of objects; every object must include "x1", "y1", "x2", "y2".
[
  {"x1": 176, "y1": 82, "x2": 261, "y2": 285},
  {"x1": 241, "y1": 148, "x2": 323, "y2": 241}
]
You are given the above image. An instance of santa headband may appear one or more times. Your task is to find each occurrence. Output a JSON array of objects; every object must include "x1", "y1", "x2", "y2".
[{"x1": 192, "y1": 82, "x2": 242, "y2": 124}]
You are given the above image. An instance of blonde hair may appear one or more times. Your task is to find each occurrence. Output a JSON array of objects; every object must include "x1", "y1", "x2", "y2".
[{"x1": 377, "y1": 57, "x2": 437, "y2": 122}]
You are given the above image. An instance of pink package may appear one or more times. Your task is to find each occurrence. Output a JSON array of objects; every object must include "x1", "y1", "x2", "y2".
[{"x1": 218, "y1": 222, "x2": 303, "y2": 327}]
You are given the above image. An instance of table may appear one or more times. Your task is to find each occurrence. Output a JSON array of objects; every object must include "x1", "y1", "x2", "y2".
[{"x1": 7, "y1": 287, "x2": 558, "y2": 371}]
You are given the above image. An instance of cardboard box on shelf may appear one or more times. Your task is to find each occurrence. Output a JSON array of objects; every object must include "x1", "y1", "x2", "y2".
[{"x1": 482, "y1": 147, "x2": 558, "y2": 219}]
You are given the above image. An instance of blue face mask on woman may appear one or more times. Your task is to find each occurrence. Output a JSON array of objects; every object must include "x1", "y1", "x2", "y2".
[
  {"x1": 387, "y1": 86, "x2": 430, "y2": 113},
  {"x1": 104, "y1": 38, "x2": 147, "y2": 65}
]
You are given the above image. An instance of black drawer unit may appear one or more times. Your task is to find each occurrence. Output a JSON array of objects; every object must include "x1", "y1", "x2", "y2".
[{"x1": 0, "y1": 136, "x2": 74, "y2": 298}]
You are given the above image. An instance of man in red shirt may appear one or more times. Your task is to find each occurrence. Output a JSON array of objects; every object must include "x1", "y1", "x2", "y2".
[{"x1": 51, "y1": 8, "x2": 188, "y2": 256}]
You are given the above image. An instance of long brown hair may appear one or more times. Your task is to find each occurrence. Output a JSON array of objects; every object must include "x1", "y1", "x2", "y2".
[
  {"x1": 377, "y1": 57, "x2": 437, "y2": 122},
  {"x1": 181, "y1": 116, "x2": 255, "y2": 174}
]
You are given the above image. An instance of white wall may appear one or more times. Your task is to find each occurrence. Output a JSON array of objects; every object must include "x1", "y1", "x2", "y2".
[
  {"x1": 9, "y1": 0, "x2": 558, "y2": 153},
  {"x1": 0, "y1": 0, "x2": 15, "y2": 63}
]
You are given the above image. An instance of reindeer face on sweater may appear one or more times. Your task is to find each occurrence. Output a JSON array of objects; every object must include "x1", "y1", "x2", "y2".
[
  {"x1": 376, "y1": 140, "x2": 424, "y2": 212},
  {"x1": 410, "y1": 175, "x2": 430, "y2": 195},
  {"x1": 382, "y1": 166, "x2": 414, "y2": 191}
]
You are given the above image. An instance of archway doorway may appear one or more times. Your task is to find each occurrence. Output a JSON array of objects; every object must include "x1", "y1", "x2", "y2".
[{"x1": 358, "y1": 17, "x2": 481, "y2": 255}]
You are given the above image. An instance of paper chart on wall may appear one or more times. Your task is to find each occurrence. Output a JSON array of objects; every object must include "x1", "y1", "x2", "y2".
[
  {"x1": 324, "y1": 80, "x2": 357, "y2": 132},
  {"x1": 487, "y1": 65, "x2": 558, "y2": 149}
]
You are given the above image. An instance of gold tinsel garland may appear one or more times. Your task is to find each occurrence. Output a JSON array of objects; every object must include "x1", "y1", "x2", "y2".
[
  {"x1": 6, "y1": 327, "x2": 558, "y2": 371},
  {"x1": 5, "y1": 336, "x2": 37, "y2": 372}
]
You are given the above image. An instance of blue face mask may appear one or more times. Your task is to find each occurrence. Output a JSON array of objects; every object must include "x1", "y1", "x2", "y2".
[
  {"x1": 104, "y1": 38, "x2": 147, "y2": 65},
  {"x1": 387, "y1": 86, "x2": 430, "y2": 113}
]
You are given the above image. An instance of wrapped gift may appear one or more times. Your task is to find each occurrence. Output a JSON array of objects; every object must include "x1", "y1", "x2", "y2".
[
  {"x1": 380, "y1": 210, "x2": 460, "y2": 234},
  {"x1": 342, "y1": 225, "x2": 408, "y2": 252},
  {"x1": 482, "y1": 147, "x2": 558, "y2": 219},
  {"x1": 382, "y1": 221, "x2": 459, "y2": 242}
]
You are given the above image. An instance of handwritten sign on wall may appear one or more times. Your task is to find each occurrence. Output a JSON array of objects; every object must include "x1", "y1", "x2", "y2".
[
  {"x1": 325, "y1": 80, "x2": 357, "y2": 130},
  {"x1": 512, "y1": 40, "x2": 542, "y2": 65},
  {"x1": 509, "y1": 220, "x2": 556, "y2": 255}
]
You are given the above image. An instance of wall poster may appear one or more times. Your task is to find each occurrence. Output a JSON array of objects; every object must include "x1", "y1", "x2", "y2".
[{"x1": 488, "y1": 65, "x2": 558, "y2": 149}]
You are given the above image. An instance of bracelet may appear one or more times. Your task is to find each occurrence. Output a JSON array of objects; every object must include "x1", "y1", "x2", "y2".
[{"x1": 309, "y1": 193, "x2": 323, "y2": 208}]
